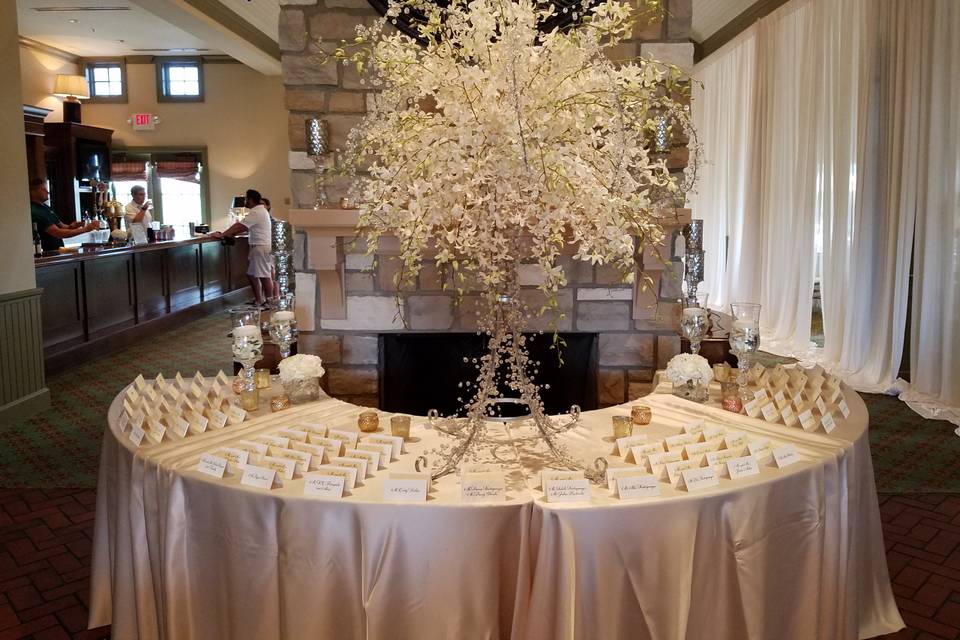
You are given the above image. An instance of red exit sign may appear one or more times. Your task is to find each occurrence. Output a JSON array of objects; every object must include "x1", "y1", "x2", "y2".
[{"x1": 131, "y1": 113, "x2": 155, "y2": 130}]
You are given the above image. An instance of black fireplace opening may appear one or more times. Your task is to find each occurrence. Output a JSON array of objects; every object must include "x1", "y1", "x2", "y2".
[{"x1": 379, "y1": 333, "x2": 598, "y2": 417}]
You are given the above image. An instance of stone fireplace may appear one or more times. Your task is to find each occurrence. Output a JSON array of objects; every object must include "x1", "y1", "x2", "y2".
[{"x1": 279, "y1": 0, "x2": 695, "y2": 408}]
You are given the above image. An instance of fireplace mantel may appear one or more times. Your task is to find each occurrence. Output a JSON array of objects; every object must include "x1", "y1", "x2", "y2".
[{"x1": 285, "y1": 207, "x2": 692, "y2": 322}]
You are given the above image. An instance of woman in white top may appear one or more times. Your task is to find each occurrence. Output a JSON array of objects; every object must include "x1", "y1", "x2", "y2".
[
  {"x1": 211, "y1": 189, "x2": 274, "y2": 306},
  {"x1": 124, "y1": 185, "x2": 153, "y2": 231}
]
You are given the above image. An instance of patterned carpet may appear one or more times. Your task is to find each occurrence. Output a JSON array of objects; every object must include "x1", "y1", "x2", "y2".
[{"x1": 0, "y1": 310, "x2": 957, "y2": 492}]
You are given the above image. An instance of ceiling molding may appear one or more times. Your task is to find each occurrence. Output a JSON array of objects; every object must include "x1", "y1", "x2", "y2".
[
  {"x1": 696, "y1": 0, "x2": 791, "y2": 62},
  {"x1": 127, "y1": 0, "x2": 281, "y2": 75},
  {"x1": 18, "y1": 36, "x2": 79, "y2": 64}
]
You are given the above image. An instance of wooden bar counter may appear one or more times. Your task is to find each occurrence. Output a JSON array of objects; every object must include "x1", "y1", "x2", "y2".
[{"x1": 35, "y1": 236, "x2": 250, "y2": 372}]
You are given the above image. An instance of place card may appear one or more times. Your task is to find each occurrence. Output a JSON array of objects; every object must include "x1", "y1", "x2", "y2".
[
  {"x1": 540, "y1": 469, "x2": 584, "y2": 488},
  {"x1": 328, "y1": 429, "x2": 360, "y2": 449},
  {"x1": 815, "y1": 395, "x2": 828, "y2": 416},
  {"x1": 384, "y1": 477, "x2": 429, "y2": 502},
  {"x1": 743, "y1": 397, "x2": 762, "y2": 417},
  {"x1": 753, "y1": 388, "x2": 770, "y2": 403},
  {"x1": 821, "y1": 411, "x2": 838, "y2": 434},
  {"x1": 193, "y1": 372, "x2": 206, "y2": 386},
  {"x1": 630, "y1": 442, "x2": 666, "y2": 467},
  {"x1": 647, "y1": 450, "x2": 683, "y2": 480},
  {"x1": 215, "y1": 370, "x2": 230, "y2": 387},
  {"x1": 664, "y1": 433, "x2": 698, "y2": 450},
  {"x1": 206, "y1": 408, "x2": 228, "y2": 430},
  {"x1": 299, "y1": 422, "x2": 328, "y2": 439},
  {"x1": 790, "y1": 370, "x2": 808, "y2": 389},
  {"x1": 682, "y1": 419, "x2": 705, "y2": 436},
  {"x1": 607, "y1": 466, "x2": 644, "y2": 492},
  {"x1": 271, "y1": 448, "x2": 312, "y2": 475},
  {"x1": 358, "y1": 443, "x2": 393, "y2": 469},
  {"x1": 665, "y1": 459, "x2": 700, "y2": 487},
  {"x1": 773, "y1": 389, "x2": 789, "y2": 409},
  {"x1": 727, "y1": 455, "x2": 760, "y2": 480},
  {"x1": 331, "y1": 456, "x2": 368, "y2": 482},
  {"x1": 798, "y1": 408, "x2": 819, "y2": 432},
  {"x1": 258, "y1": 435, "x2": 290, "y2": 449},
  {"x1": 260, "y1": 455, "x2": 296, "y2": 480},
  {"x1": 749, "y1": 362, "x2": 766, "y2": 381},
  {"x1": 278, "y1": 429, "x2": 308, "y2": 443},
  {"x1": 723, "y1": 431, "x2": 748, "y2": 451},
  {"x1": 792, "y1": 391, "x2": 806, "y2": 409},
  {"x1": 290, "y1": 442, "x2": 328, "y2": 469},
  {"x1": 368, "y1": 435, "x2": 404, "y2": 459},
  {"x1": 838, "y1": 397, "x2": 851, "y2": 418},
  {"x1": 129, "y1": 425, "x2": 146, "y2": 447},
  {"x1": 391, "y1": 471, "x2": 433, "y2": 491},
  {"x1": 747, "y1": 438, "x2": 773, "y2": 462},
  {"x1": 461, "y1": 473, "x2": 507, "y2": 503},
  {"x1": 154, "y1": 373, "x2": 166, "y2": 391},
  {"x1": 145, "y1": 419, "x2": 166, "y2": 444},
  {"x1": 188, "y1": 382, "x2": 204, "y2": 402},
  {"x1": 236, "y1": 440, "x2": 269, "y2": 456},
  {"x1": 782, "y1": 406, "x2": 798, "y2": 427},
  {"x1": 344, "y1": 449, "x2": 380, "y2": 475},
  {"x1": 757, "y1": 369, "x2": 771, "y2": 387},
  {"x1": 308, "y1": 436, "x2": 344, "y2": 460},
  {"x1": 304, "y1": 474, "x2": 345, "y2": 498},
  {"x1": 141, "y1": 385, "x2": 157, "y2": 404},
  {"x1": 681, "y1": 467, "x2": 719, "y2": 492},
  {"x1": 705, "y1": 449, "x2": 739, "y2": 469},
  {"x1": 185, "y1": 410, "x2": 206, "y2": 433},
  {"x1": 616, "y1": 434, "x2": 649, "y2": 458},
  {"x1": 131, "y1": 409, "x2": 146, "y2": 431},
  {"x1": 224, "y1": 406, "x2": 245, "y2": 426},
  {"x1": 174, "y1": 372, "x2": 185, "y2": 389},
  {"x1": 824, "y1": 385, "x2": 842, "y2": 405},
  {"x1": 240, "y1": 465, "x2": 276, "y2": 489},
  {"x1": 544, "y1": 478, "x2": 591, "y2": 503},
  {"x1": 772, "y1": 444, "x2": 800, "y2": 468},
  {"x1": 703, "y1": 424, "x2": 726, "y2": 440},
  {"x1": 217, "y1": 447, "x2": 250, "y2": 467},
  {"x1": 760, "y1": 402, "x2": 779, "y2": 422},
  {"x1": 197, "y1": 453, "x2": 228, "y2": 478},
  {"x1": 683, "y1": 438, "x2": 723, "y2": 465},
  {"x1": 125, "y1": 385, "x2": 140, "y2": 403},
  {"x1": 616, "y1": 473, "x2": 661, "y2": 499},
  {"x1": 314, "y1": 464, "x2": 358, "y2": 490},
  {"x1": 171, "y1": 416, "x2": 190, "y2": 438},
  {"x1": 117, "y1": 412, "x2": 130, "y2": 433}
]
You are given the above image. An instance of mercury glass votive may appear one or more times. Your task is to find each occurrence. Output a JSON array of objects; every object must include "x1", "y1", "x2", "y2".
[
  {"x1": 254, "y1": 368, "x2": 271, "y2": 389},
  {"x1": 390, "y1": 415, "x2": 411, "y2": 440},
  {"x1": 612, "y1": 415, "x2": 632, "y2": 439},
  {"x1": 721, "y1": 382, "x2": 743, "y2": 413},
  {"x1": 358, "y1": 410, "x2": 380, "y2": 433},
  {"x1": 631, "y1": 405, "x2": 652, "y2": 426},
  {"x1": 270, "y1": 395, "x2": 290, "y2": 412}
]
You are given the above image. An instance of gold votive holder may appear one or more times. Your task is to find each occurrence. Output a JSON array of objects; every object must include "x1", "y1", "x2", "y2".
[
  {"x1": 270, "y1": 394, "x2": 290, "y2": 412},
  {"x1": 240, "y1": 386, "x2": 259, "y2": 411},
  {"x1": 631, "y1": 405, "x2": 652, "y2": 426},
  {"x1": 390, "y1": 415, "x2": 411, "y2": 440},
  {"x1": 231, "y1": 376, "x2": 245, "y2": 395},
  {"x1": 721, "y1": 382, "x2": 743, "y2": 413},
  {"x1": 254, "y1": 368, "x2": 271, "y2": 389},
  {"x1": 612, "y1": 415, "x2": 632, "y2": 439},
  {"x1": 358, "y1": 410, "x2": 379, "y2": 433}
]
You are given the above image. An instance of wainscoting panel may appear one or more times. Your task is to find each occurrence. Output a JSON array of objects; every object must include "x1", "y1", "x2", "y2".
[{"x1": 0, "y1": 288, "x2": 50, "y2": 420}]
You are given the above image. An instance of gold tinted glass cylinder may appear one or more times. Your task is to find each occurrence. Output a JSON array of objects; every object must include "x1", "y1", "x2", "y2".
[
  {"x1": 254, "y1": 368, "x2": 271, "y2": 389},
  {"x1": 612, "y1": 415, "x2": 632, "y2": 439},
  {"x1": 240, "y1": 387, "x2": 259, "y2": 411},
  {"x1": 390, "y1": 415, "x2": 411, "y2": 440}
]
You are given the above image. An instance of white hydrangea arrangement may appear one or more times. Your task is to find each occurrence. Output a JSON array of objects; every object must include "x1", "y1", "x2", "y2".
[
  {"x1": 665, "y1": 353, "x2": 713, "y2": 386},
  {"x1": 326, "y1": 0, "x2": 699, "y2": 313},
  {"x1": 277, "y1": 354, "x2": 326, "y2": 384}
]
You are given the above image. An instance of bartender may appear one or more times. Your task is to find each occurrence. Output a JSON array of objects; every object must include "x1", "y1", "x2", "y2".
[
  {"x1": 29, "y1": 179, "x2": 97, "y2": 252},
  {"x1": 124, "y1": 185, "x2": 153, "y2": 229},
  {"x1": 211, "y1": 189, "x2": 274, "y2": 307}
]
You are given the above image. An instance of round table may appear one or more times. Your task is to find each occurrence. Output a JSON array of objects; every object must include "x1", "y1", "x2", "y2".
[{"x1": 89, "y1": 381, "x2": 903, "y2": 639}]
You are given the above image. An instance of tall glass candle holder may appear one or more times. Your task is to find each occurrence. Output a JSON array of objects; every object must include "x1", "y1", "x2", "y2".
[
  {"x1": 680, "y1": 306, "x2": 708, "y2": 354},
  {"x1": 729, "y1": 302, "x2": 761, "y2": 401},
  {"x1": 231, "y1": 306, "x2": 263, "y2": 409},
  {"x1": 269, "y1": 296, "x2": 297, "y2": 358}
]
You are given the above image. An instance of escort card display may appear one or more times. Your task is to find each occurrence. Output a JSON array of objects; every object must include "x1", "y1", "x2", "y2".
[{"x1": 121, "y1": 372, "x2": 246, "y2": 447}]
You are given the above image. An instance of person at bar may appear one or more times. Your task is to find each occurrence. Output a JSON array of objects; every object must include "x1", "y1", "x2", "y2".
[
  {"x1": 211, "y1": 189, "x2": 274, "y2": 307},
  {"x1": 29, "y1": 179, "x2": 97, "y2": 252},
  {"x1": 124, "y1": 185, "x2": 153, "y2": 230}
]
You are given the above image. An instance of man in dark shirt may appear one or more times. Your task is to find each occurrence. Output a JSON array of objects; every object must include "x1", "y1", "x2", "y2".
[{"x1": 29, "y1": 179, "x2": 96, "y2": 251}]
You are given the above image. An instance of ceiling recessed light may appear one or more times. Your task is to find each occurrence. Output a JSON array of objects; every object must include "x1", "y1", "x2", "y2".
[{"x1": 68, "y1": 18, "x2": 78, "y2": 23}]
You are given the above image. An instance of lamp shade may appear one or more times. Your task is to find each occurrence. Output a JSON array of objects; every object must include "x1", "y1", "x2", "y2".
[{"x1": 53, "y1": 74, "x2": 90, "y2": 99}]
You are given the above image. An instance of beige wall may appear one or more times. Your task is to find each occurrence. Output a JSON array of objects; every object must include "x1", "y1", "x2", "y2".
[
  {"x1": 2, "y1": 10, "x2": 36, "y2": 294},
  {"x1": 19, "y1": 44, "x2": 79, "y2": 123},
  {"x1": 84, "y1": 62, "x2": 291, "y2": 229}
]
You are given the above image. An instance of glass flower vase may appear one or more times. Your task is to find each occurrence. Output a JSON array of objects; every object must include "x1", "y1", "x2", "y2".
[
  {"x1": 673, "y1": 379, "x2": 708, "y2": 403},
  {"x1": 282, "y1": 376, "x2": 320, "y2": 405}
]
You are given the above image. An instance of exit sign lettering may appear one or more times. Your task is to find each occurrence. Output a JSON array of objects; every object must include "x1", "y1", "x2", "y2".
[{"x1": 132, "y1": 114, "x2": 155, "y2": 130}]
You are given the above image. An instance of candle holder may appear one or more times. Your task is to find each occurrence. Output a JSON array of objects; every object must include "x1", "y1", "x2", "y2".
[
  {"x1": 358, "y1": 411, "x2": 380, "y2": 433},
  {"x1": 631, "y1": 405, "x2": 652, "y2": 426},
  {"x1": 230, "y1": 305, "x2": 263, "y2": 410},
  {"x1": 729, "y1": 302, "x2": 761, "y2": 401},
  {"x1": 390, "y1": 415, "x2": 411, "y2": 440},
  {"x1": 306, "y1": 118, "x2": 330, "y2": 209},
  {"x1": 269, "y1": 296, "x2": 297, "y2": 358},
  {"x1": 612, "y1": 415, "x2": 632, "y2": 439}
]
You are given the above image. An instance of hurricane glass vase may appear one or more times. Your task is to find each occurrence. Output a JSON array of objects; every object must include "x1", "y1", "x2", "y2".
[
  {"x1": 282, "y1": 376, "x2": 320, "y2": 405},
  {"x1": 673, "y1": 379, "x2": 708, "y2": 403}
]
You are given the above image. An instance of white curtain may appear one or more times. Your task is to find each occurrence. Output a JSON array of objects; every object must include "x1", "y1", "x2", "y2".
[
  {"x1": 691, "y1": 0, "x2": 959, "y2": 424},
  {"x1": 898, "y1": 1, "x2": 960, "y2": 426}
]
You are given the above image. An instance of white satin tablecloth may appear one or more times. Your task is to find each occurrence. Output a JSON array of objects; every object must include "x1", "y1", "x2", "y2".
[{"x1": 89, "y1": 384, "x2": 903, "y2": 639}]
